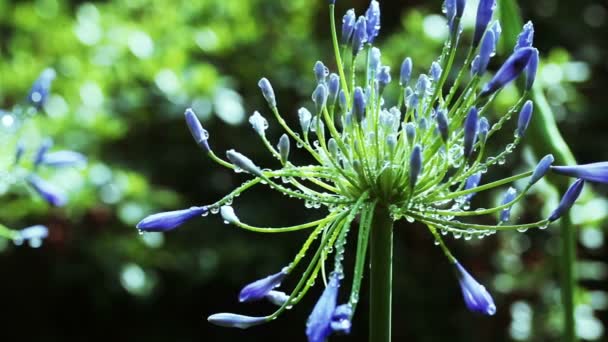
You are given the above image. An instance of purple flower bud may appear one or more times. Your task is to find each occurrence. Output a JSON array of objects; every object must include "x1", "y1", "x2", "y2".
[
  {"x1": 405, "y1": 122, "x2": 416, "y2": 144},
  {"x1": 306, "y1": 273, "x2": 341, "y2": 342},
  {"x1": 27, "y1": 175, "x2": 67, "y2": 207},
  {"x1": 548, "y1": 179, "x2": 584, "y2": 222},
  {"x1": 341, "y1": 9, "x2": 356, "y2": 45},
  {"x1": 364, "y1": 1, "x2": 381, "y2": 43},
  {"x1": 136, "y1": 206, "x2": 208, "y2": 232},
  {"x1": 266, "y1": 290, "x2": 290, "y2": 306},
  {"x1": 444, "y1": 0, "x2": 465, "y2": 33},
  {"x1": 377, "y1": 66, "x2": 391, "y2": 94},
  {"x1": 353, "y1": 87, "x2": 366, "y2": 122},
  {"x1": 208, "y1": 313, "x2": 267, "y2": 329},
  {"x1": 298, "y1": 108, "x2": 313, "y2": 134},
  {"x1": 226, "y1": 150, "x2": 263, "y2": 177},
  {"x1": 514, "y1": 21, "x2": 535, "y2": 51},
  {"x1": 480, "y1": 47, "x2": 535, "y2": 97},
  {"x1": 312, "y1": 84, "x2": 328, "y2": 114},
  {"x1": 351, "y1": 16, "x2": 368, "y2": 56},
  {"x1": 464, "y1": 107, "x2": 479, "y2": 158},
  {"x1": 41, "y1": 150, "x2": 87, "y2": 168},
  {"x1": 278, "y1": 134, "x2": 290, "y2": 164},
  {"x1": 239, "y1": 268, "x2": 288, "y2": 302},
  {"x1": 463, "y1": 173, "x2": 482, "y2": 202},
  {"x1": 399, "y1": 57, "x2": 413, "y2": 87},
  {"x1": 33, "y1": 138, "x2": 53, "y2": 168},
  {"x1": 436, "y1": 109, "x2": 449, "y2": 143},
  {"x1": 473, "y1": 0, "x2": 497, "y2": 47},
  {"x1": 27, "y1": 68, "x2": 56, "y2": 109},
  {"x1": 516, "y1": 100, "x2": 534, "y2": 137},
  {"x1": 552, "y1": 162, "x2": 608, "y2": 184},
  {"x1": 455, "y1": 261, "x2": 496, "y2": 315},
  {"x1": 314, "y1": 61, "x2": 329, "y2": 84},
  {"x1": 499, "y1": 187, "x2": 518, "y2": 222},
  {"x1": 327, "y1": 73, "x2": 340, "y2": 106},
  {"x1": 525, "y1": 49, "x2": 539, "y2": 90},
  {"x1": 490, "y1": 21, "x2": 502, "y2": 50},
  {"x1": 409, "y1": 144, "x2": 423, "y2": 189},
  {"x1": 474, "y1": 30, "x2": 495, "y2": 76},
  {"x1": 258, "y1": 78, "x2": 277, "y2": 108},
  {"x1": 478, "y1": 117, "x2": 490, "y2": 143},
  {"x1": 529, "y1": 154, "x2": 554, "y2": 187},
  {"x1": 330, "y1": 304, "x2": 353, "y2": 335},
  {"x1": 185, "y1": 108, "x2": 211, "y2": 152}
]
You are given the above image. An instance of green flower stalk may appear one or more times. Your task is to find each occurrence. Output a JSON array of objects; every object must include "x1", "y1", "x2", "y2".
[{"x1": 136, "y1": 1, "x2": 608, "y2": 341}]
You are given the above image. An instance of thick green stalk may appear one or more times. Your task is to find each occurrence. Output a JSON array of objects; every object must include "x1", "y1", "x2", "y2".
[{"x1": 369, "y1": 206, "x2": 393, "y2": 342}]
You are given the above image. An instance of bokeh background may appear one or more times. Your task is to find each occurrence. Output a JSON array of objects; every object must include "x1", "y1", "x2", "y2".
[{"x1": 1, "y1": 0, "x2": 607, "y2": 341}]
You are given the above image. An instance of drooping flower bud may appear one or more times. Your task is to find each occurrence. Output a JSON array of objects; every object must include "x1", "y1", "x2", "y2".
[
  {"x1": 327, "y1": 73, "x2": 340, "y2": 107},
  {"x1": 351, "y1": 16, "x2": 368, "y2": 56},
  {"x1": 314, "y1": 61, "x2": 329, "y2": 84},
  {"x1": 278, "y1": 134, "x2": 290, "y2": 165},
  {"x1": 330, "y1": 304, "x2": 353, "y2": 335},
  {"x1": 266, "y1": 290, "x2": 290, "y2": 306},
  {"x1": 136, "y1": 206, "x2": 208, "y2": 232},
  {"x1": 480, "y1": 47, "x2": 536, "y2": 97},
  {"x1": 377, "y1": 66, "x2": 391, "y2": 94},
  {"x1": 208, "y1": 313, "x2": 267, "y2": 329},
  {"x1": 455, "y1": 261, "x2": 496, "y2": 315},
  {"x1": 298, "y1": 108, "x2": 313, "y2": 135},
  {"x1": 306, "y1": 273, "x2": 341, "y2": 342},
  {"x1": 499, "y1": 187, "x2": 518, "y2": 222},
  {"x1": 249, "y1": 111, "x2": 268, "y2": 137},
  {"x1": 353, "y1": 87, "x2": 366, "y2": 122},
  {"x1": 220, "y1": 205, "x2": 240, "y2": 224},
  {"x1": 525, "y1": 49, "x2": 539, "y2": 91},
  {"x1": 552, "y1": 162, "x2": 608, "y2": 184},
  {"x1": 226, "y1": 150, "x2": 263, "y2": 177},
  {"x1": 27, "y1": 68, "x2": 56, "y2": 109},
  {"x1": 364, "y1": 1, "x2": 381, "y2": 43},
  {"x1": 463, "y1": 107, "x2": 479, "y2": 158},
  {"x1": 514, "y1": 21, "x2": 534, "y2": 51},
  {"x1": 185, "y1": 108, "x2": 211, "y2": 152},
  {"x1": 528, "y1": 154, "x2": 554, "y2": 187},
  {"x1": 473, "y1": 0, "x2": 497, "y2": 47},
  {"x1": 516, "y1": 100, "x2": 533, "y2": 138},
  {"x1": 258, "y1": 78, "x2": 277, "y2": 108},
  {"x1": 409, "y1": 144, "x2": 422, "y2": 189},
  {"x1": 341, "y1": 9, "x2": 356, "y2": 45},
  {"x1": 27, "y1": 175, "x2": 67, "y2": 207},
  {"x1": 548, "y1": 179, "x2": 584, "y2": 222},
  {"x1": 436, "y1": 109, "x2": 449, "y2": 143},
  {"x1": 312, "y1": 84, "x2": 328, "y2": 114},
  {"x1": 399, "y1": 57, "x2": 413, "y2": 87},
  {"x1": 239, "y1": 268, "x2": 289, "y2": 302}
]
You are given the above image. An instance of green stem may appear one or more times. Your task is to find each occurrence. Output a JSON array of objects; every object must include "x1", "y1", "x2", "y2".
[
  {"x1": 369, "y1": 206, "x2": 393, "y2": 342},
  {"x1": 560, "y1": 215, "x2": 577, "y2": 342}
]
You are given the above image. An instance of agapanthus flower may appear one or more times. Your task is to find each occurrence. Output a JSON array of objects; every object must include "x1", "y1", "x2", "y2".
[
  {"x1": 27, "y1": 175, "x2": 67, "y2": 207},
  {"x1": 138, "y1": 1, "x2": 608, "y2": 341}
]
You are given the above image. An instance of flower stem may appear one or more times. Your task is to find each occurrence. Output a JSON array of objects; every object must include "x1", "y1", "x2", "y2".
[
  {"x1": 560, "y1": 214, "x2": 577, "y2": 342},
  {"x1": 369, "y1": 205, "x2": 393, "y2": 342}
]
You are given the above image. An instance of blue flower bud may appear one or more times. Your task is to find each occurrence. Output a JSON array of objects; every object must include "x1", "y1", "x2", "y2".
[
  {"x1": 377, "y1": 66, "x2": 391, "y2": 94},
  {"x1": 136, "y1": 206, "x2": 208, "y2": 232},
  {"x1": 278, "y1": 134, "x2": 290, "y2": 165},
  {"x1": 341, "y1": 9, "x2": 356, "y2": 45},
  {"x1": 416, "y1": 74, "x2": 430, "y2": 96},
  {"x1": 266, "y1": 290, "x2": 290, "y2": 306},
  {"x1": 514, "y1": 21, "x2": 534, "y2": 51},
  {"x1": 490, "y1": 21, "x2": 502, "y2": 51},
  {"x1": 353, "y1": 87, "x2": 366, "y2": 122},
  {"x1": 258, "y1": 78, "x2": 277, "y2": 108},
  {"x1": 419, "y1": 117, "x2": 428, "y2": 131},
  {"x1": 338, "y1": 90, "x2": 348, "y2": 113},
  {"x1": 364, "y1": 1, "x2": 381, "y2": 43},
  {"x1": 312, "y1": 84, "x2": 328, "y2": 114},
  {"x1": 430, "y1": 62, "x2": 442, "y2": 82},
  {"x1": 407, "y1": 93, "x2": 419, "y2": 109},
  {"x1": 552, "y1": 162, "x2": 608, "y2": 184},
  {"x1": 185, "y1": 108, "x2": 211, "y2": 152},
  {"x1": 330, "y1": 304, "x2": 353, "y2": 335},
  {"x1": 525, "y1": 49, "x2": 539, "y2": 91},
  {"x1": 226, "y1": 150, "x2": 263, "y2": 177},
  {"x1": 386, "y1": 134, "x2": 397, "y2": 153},
  {"x1": 480, "y1": 47, "x2": 536, "y2": 97},
  {"x1": 298, "y1": 107, "x2": 313, "y2": 134},
  {"x1": 27, "y1": 175, "x2": 67, "y2": 207},
  {"x1": 436, "y1": 109, "x2": 449, "y2": 143},
  {"x1": 473, "y1": 0, "x2": 497, "y2": 47},
  {"x1": 368, "y1": 47, "x2": 381, "y2": 76},
  {"x1": 220, "y1": 205, "x2": 240, "y2": 224},
  {"x1": 327, "y1": 73, "x2": 340, "y2": 107},
  {"x1": 41, "y1": 150, "x2": 87, "y2": 168},
  {"x1": 314, "y1": 61, "x2": 329, "y2": 84},
  {"x1": 499, "y1": 187, "x2": 518, "y2": 222},
  {"x1": 474, "y1": 30, "x2": 495, "y2": 76},
  {"x1": 351, "y1": 16, "x2": 368, "y2": 56},
  {"x1": 464, "y1": 107, "x2": 479, "y2": 158},
  {"x1": 455, "y1": 261, "x2": 496, "y2": 315},
  {"x1": 27, "y1": 68, "x2": 56, "y2": 109},
  {"x1": 463, "y1": 173, "x2": 482, "y2": 202},
  {"x1": 208, "y1": 313, "x2": 267, "y2": 329},
  {"x1": 33, "y1": 138, "x2": 53, "y2": 168},
  {"x1": 548, "y1": 179, "x2": 584, "y2": 222},
  {"x1": 516, "y1": 100, "x2": 533, "y2": 138},
  {"x1": 528, "y1": 154, "x2": 554, "y2": 187},
  {"x1": 399, "y1": 57, "x2": 413, "y2": 87},
  {"x1": 306, "y1": 273, "x2": 341, "y2": 342},
  {"x1": 405, "y1": 122, "x2": 416, "y2": 145},
  {"x1": 239, "y1": 268, "x2": 288, "y2": 302},
  {"x1": 409, "y1": 144, "x2": 423, "y2": 189},
  {"x1": 249, "y1": 111, "x2": 268, "y2": 137},
  {"x1": 478, "y1": 117, "x2": 490, "y2": 143},
  {"x1": 444, "y1": 0, "x2": 465, "y2": 33},
  {"x1": 16, "y1": 225, "x2": 49, "y2": 241}
]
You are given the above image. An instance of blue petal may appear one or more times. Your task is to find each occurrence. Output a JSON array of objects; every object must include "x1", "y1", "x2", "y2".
[
  {"x1": 136, "y1": 206, "x2": 208, "y2": 232},
  {"x1": 551, "y1": 162, "x2": 608, "y2": 184},
  {"x1": 455, "y1": 262, "x2": 496, "y2": 315},
  {"x1": 239, "y1": 268, "x2": 288, "y2": 302},
  {"x1": 306, "y1": 273, "x2": 341, "y2": 342},
  {"x1": 208, "y1": 313, "x2": 267, "y2": 329},
  {"x1": 480, "y1": 47, "x2": 536, "y2": 97}
]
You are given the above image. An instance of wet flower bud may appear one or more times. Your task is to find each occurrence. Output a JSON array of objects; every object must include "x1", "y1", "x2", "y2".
[
  {"x1": 514, "y1": 21, "x2": 534, "y2": 51},
  {"x1": 430, "y1": 62, "x2": 442, "y2": 82},
  {"x1": 528, "y1": 154, "x2": 554, "y2": 187},
  {"x1": 208, "y1": 313, "x2": 267, "y2": 329},
  {"x1": 516, "y1": 100, "x2": 533, "y2": 138},
  {"x1": 386, "y1": 134, "x2": 397, "y2": 153},
  {"x1": 365, "y1": 1, "x2": 381, "y2": 43},
  {"x1": 474, "y1": 30, "x2": 495, "y2": 76},
  {"x1": 352, "y1": 16, "x2": 368, "y2": 56},
  {"x1": 239, "y1": 268, "x2": 288, "y2": 302},
  {"x1": 463, "y1": 173, "x2": 482, "y2": 202},
  {"x1": 473, "y1": 0, "x2": 497, "y2": 47},
  {"x1": 490, "y1": 21, "x2": 502, "y2": 51},
  {"x1": 27, "y1": 175, "x2": 67, "y2": 207},
  {"x1": 266, "y1": 290, "x2": 290, "y2": 306},
  {"x1": 226, "y1": 150, "x2": 263, "y2": 177},
  {"x1": 455, "y1": 261, "x2": 496, "y2": 315},
  {"x1": 548, "y1": 179, "x2": 584, "y2": 222},
  {"x1": 369, "y1": 47, "x2": 381, "y2": 75},
  {"x1": 306, "y1": 273, "x2": 341, "y2": 342},
  {"x1": 328, "y1": 73, "x2": 340, "y2": 106},
  {"x1": 525, "y1": 49, "x2": 539, "y2": 91},
  {"x1": 480, "y1": 47, "x2": 535, "y2": 97},
  {"x1": 136, "y1": 206, "x2": 208, "y2": 232},
  {"x1": 220, "y1": 205, "x2": 240, "y2": 224},
  {"x1": 551, "y1": 162, "x2": 608, "y2": 184},
  {"x1": 185, "y1": 108, "x2": 211, "y2": 152},
  {"x1": 409, "y1": 144, "x2": 423, "y2": 189},
  {"x1": 464, "y1": 107, "x2": 479, "y2": 158},
  {"x1": 377, "y1": 66, "x2": 391, "y2": 94},
  {"x1": 341, "y1": 9, "x2": 356, "y2": 45},
  {"x1": 436, "y1": 109, "x2": 449, "y2": 143},
  {"x1": 278, "y1": 134, "x2": 290, "y2": 164},
  {"x1": 249, "y1": 111, "x2": 268, "y2": 137},
  {"x1": 353, "y1": 87, "x2": 366, "y2": 122},
  {"x1": 416, "y1": 74, "x2": 429, "y2": 96},
  {"x1": 314, "y1": 61, "x2": 329, "y2": 84},
  {"x1": 399, "y1": 57, "x2": 413, "y2": 87},
  {"x1": 312, "y1": 84, "x2": 328, "y2": 114},
  {"x1": 328, "y1": 138, "x2": 339, "y2": 161},
  {"x1": 298, "y1": 108, "x2": 313, "y2": 134},
  {"x1": 330, "y1": 304, "x2": 353, "y2": 335},
  {"x1": 258, "y1": 78, "x2": 277, "y2": 108},
  {"x1": 499, "y1": 187, "x2": 517, "y2": 222},
  {"x1": 478, "y1": 117, "x2": 490, "y2": 143},
  {"x1": 338, "y1": 90, "x2": 348, "y2": 113},
  {"x1": 405, "y1": 122, "x2": 416, "y2": 145}
]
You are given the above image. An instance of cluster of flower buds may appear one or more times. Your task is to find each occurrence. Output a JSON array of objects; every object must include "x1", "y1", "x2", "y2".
[{"x1": 136, "y1": 1, "x2": 608, "y2": 341}]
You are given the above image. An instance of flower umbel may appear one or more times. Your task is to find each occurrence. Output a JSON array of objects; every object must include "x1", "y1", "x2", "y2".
[{"x1": 138, "y1": 0, "x2": 608, "y2": 340}]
